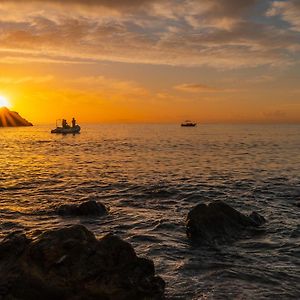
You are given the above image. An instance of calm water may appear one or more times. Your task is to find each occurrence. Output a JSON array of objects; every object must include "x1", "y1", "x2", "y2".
[{"x1": 0, "y1": 124, "x2": 299, "y2": 299}]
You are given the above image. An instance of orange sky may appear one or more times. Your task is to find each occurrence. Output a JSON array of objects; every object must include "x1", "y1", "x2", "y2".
[{"x1": 0, "y1": 0, "x2": 299, "y2": 124}]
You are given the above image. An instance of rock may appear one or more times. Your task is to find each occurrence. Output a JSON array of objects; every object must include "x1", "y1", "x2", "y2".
[
  {"x1": 249, "y1": 211, "x2": 266, "y2": 226},
  {"x1": 0, "y1": 107, "x2": 33, "y2": 127},
  {"x1": 56, "y1": 200, "x2": 108, "y2": 217},
  {"x1": 186, "y1": 200, "x2": 266, "y2": 243},
  {"x1": 0, "y1": 232, "x2": 30, "y2": 258},
  {"x1": 0, "y1": 225, "x2": 165, "y2": 300}
]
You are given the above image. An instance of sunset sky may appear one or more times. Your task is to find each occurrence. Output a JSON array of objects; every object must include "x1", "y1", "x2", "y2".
[{"x1": 0, "y1": 0, "x2": 299, "y2": 124}]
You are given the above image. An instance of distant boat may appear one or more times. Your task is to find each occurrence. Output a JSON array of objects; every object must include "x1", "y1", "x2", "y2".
[
  {"x1": 51, "y1": 119, "x2": 81, "y2": 134},
  {"x1": 181, "y1": 120, "x2": 197, "y2": 127}
]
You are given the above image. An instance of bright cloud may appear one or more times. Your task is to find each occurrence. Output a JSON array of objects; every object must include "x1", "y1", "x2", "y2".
[{"x1": 174, "y1": 83, "x2": 221, "y2": 93}]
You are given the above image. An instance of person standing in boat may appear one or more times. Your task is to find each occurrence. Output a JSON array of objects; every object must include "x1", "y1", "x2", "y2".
[{"x1": 72, "y1": 117, "x2": 76, "y2": 128}]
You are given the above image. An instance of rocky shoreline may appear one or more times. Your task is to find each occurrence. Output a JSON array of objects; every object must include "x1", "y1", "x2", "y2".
[{"x1": 0, "y1": 200, "x2": 266, "y2": 299}]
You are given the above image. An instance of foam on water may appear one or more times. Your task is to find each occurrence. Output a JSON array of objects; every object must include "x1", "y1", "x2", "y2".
[{"x1": 0, "y1": 124, "x2": 299, "y2": 299}]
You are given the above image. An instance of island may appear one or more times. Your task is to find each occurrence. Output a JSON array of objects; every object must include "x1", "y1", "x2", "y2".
[{"x1": 0, "y1": 106, "x2": 33, "y2": 127}]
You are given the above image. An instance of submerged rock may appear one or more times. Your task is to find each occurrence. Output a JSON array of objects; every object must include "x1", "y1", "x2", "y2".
[
  {"x1": 186, "y1": 200, "x2": 266, "y2": 243},
  {"x1": 0, "y1": 107, "x2": 33, "y2": 127},
  {"x1": 0, "y1": 225, "x2": 165, "y2": 300},
  {"x1": 56, "y1": 200, "x2": 108, "y2": 217}
]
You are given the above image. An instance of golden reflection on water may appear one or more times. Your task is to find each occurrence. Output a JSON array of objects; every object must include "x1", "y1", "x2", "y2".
[{"x1": 1, "y1": 124, "x2": 299, "y2": 215}]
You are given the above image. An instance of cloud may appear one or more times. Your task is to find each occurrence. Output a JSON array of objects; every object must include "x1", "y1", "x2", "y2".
[
  {"x1": 182, "y1": 0, "x2": 258, "y2": 29},
  {"x1": 0, "y1": 75, "x2": 54, "y2": 84},
  {"x1": 67, "y1": 76, "x2": 148, "y2": 97},
  {"x1": 263, "y1": 110, "x2": 286, "y2": 119},
  {"x1": 267, "y1": 0, "x2": 300, "y2": 31},
  {"x1": 0, "y1": 0, "x2": 299, "y2": 68},
  {"x1": 174, "y1": 83, "x2": 239, "y2": 93},
  {"x1": 0, "y1": 0, "x2": 155, "y2": 8},
  {"x1": 174, "y1": 83, "x2": 221, "y2": 93}
]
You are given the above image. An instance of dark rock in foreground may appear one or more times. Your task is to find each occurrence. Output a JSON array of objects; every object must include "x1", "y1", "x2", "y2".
[
  {"x1": 186, "y1": 200, "x2": 266, "y2": 243},
  {"x1": 0, "y1": 225, "x2": 165, "y2": 300},
  {"x1": 56, "y1": 200, "x2": 108, "y2": 217},
  {"x1": 0, "y1": 107, "x2": 33, "y2": 127}
]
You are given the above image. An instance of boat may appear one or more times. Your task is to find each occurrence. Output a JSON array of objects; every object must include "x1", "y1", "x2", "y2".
[
  {"x1": 181, "y1": 120, "x2": 197, "y2": 127},
  {"x1": 51, "y1": 118, "x2": 81, "y2": 134},
  {"x1": 51, "y1": 125, "x2": 81, "y2": 134}
]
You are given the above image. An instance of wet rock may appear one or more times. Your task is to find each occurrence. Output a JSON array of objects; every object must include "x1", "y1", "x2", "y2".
[
  {"x1": 186, "y1": 200, "x2": 266, "y2": 243},
  {"x1": 0, "y1": 232, "x2": 30, "y2": 258},
  {"x1": 0, "y1": 225, "x2": 165, "y2": 300},
  {"x1": 56, "y1": 200, "x2": 108, "y2": 217}
]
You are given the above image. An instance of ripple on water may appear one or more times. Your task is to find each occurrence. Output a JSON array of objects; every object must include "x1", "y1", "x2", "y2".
[{"x1": 0, "y1": 124, "x2": 300, "y2": 299}]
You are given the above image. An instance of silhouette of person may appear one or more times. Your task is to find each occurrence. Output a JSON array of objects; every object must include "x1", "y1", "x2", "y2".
[
  {"x1": 62, "y1": 119, "x2": 69, "y2": 128},
  {"x1": 72, "y1": 117, "x2": 76, "y2": 128}
]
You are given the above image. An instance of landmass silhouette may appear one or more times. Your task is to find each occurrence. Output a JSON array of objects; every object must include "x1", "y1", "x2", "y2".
[{"x1": 0, "y1": 106, "x2": 33, "y2": 127}]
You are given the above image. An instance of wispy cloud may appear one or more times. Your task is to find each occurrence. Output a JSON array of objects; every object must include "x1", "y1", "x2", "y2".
[
  {"x1": 262, "y1": 110, "x2": 286, "y2": 119},
  {"x1": 174, "y1": 83, "x2": 239, "y2": 93},
  {"x1": 0, "y1": 0, "x2": 298, "y2": 68},
  {"x1": 67, "y1": 76, "x2": 148, "y2": 97},
  {"x1": 174, "y1": 83, "x2": 221, "y2": 93},
  {"x1": 0, "y1": 75, "x2": 54, "y2": 84}
]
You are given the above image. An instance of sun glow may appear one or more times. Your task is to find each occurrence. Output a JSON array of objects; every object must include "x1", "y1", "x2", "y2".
[{"x1": 0, "y1": 96, "x2": 11, "y2": 108}]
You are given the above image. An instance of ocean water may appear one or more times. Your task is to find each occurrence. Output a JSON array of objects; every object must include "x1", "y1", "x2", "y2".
[{"x1": 0, "y1": 124, "x2": 299, "y2": 299}]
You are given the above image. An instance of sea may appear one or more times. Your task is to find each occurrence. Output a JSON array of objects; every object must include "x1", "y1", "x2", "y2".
[{"x1": 0, "y1": 124, "x2": 299, "y2": 299}]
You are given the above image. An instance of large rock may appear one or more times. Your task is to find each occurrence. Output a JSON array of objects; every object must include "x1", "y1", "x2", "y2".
[
  {"x1": 0, "y1": 107, "x2": 33, "y2": 127},
  {"x1": 56, "y1": 200, "x2": 108, "y2": 217},
  {"x1": 0, "y1": 225, "x2": 165, "y2": 300},
  {"x1": 186, "y1": 200, "x2": 266, "y2": 243}
]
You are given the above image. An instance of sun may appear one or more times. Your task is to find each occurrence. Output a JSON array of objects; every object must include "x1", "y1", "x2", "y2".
[{"x1": 0, "y1": 96, "x2": 11, "y2": 108}]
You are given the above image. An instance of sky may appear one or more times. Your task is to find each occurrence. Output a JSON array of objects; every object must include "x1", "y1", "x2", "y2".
[{"x1": 0, "y1": 0, "x2": 299, "y2": 124}]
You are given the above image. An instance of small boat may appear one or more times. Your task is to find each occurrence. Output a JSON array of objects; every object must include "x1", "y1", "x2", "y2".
[
  {"x1": 51, "y1": 125, "x2": 81, "y2": 134},
  {"x1": 181, "y1": 120, "x2": 197, "y2": 127},
  {"x1": 51, "y1": 118, "x2": 81, "y2": 134}
]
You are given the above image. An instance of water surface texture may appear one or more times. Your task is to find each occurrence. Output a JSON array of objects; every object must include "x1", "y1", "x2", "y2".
[{"x1": 0, "y1": 124, "x2": 299, "y2": 299}]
